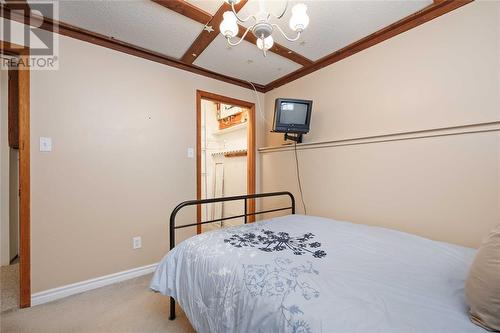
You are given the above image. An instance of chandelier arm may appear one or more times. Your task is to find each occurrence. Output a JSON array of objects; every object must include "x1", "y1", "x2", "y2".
[
  {"x1": 270, "y1": 0, "x2": 289, "y2": 20},
  {"x1": 272, "y1": 24, "x2": 302, "y2": 42},
  {"x1": 230, "y1": 2, "x2": 255, "y2": 23},
  {"x1": 226, "y1": 25, "x2": 254, "y2": 46}
]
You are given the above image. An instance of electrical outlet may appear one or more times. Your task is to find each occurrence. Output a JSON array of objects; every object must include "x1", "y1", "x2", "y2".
[{"x1": 132, "y1": 236, "x2": 142, "y2": 249}]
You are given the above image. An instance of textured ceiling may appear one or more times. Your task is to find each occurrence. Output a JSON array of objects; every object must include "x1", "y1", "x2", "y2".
[
  {"x1": 238, "y1": 0, "x2": 433, "y2": 61},
  {"x1": 194, "y1": 34, "x2": 301, "y2": 85},
  {"x1": 23, "y1": 0, "x2": 436, "y2": 86},
  {"x1": 57, "y1": 0, "x2": 204, "y2": 59}
]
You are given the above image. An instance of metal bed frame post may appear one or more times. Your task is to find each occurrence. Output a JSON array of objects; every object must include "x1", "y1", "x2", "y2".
[
  {"x1": 244, "y1": 198, "x2": 247, "y2": 224},
  {"x1": 167, "y1": 191, "x2": 295, "y2": 320}
]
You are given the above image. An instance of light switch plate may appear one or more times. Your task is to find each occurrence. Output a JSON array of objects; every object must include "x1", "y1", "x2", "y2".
[
  {"x1": 39, "y1": 137, "x2": 52, "y2": 152},
  {"x1": 132, "y1": 236, "x2": 142, "y2": 249},
  {"x1": 187, "y1": 147, "x2": 194, "y2": 158}
]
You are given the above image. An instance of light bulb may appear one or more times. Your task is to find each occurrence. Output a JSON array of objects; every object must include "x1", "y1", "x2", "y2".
[
  {"x1": 289, "y1": 3, "x2": 309, "y2": 32},
  {"x1": 292, "y1": 3, "x2": 308, "y2": 16},
  {"x1": 224, "y1": 0, "x2": 240, "y2": 4},
  {"x1": 256, "y1": 35, "x2": 274, "y2": 50},
  {"x1": 219, "y1": 11, "x2": 238, "y2": 38}
]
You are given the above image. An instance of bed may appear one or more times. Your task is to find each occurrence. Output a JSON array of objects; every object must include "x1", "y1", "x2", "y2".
[{"x1": 151, "y1": 192, "x2": 483, "y2": 333}]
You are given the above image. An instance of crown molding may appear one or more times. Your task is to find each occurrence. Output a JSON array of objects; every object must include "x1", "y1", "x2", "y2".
[
  {"x1": 263, "y1": 0, "x2": 473, "y2": 92},
  {"x1": 1, "y1": 0, "x2": 473, "y2": 93},
  {"x1": 0, "y1": 6, "x2": 266, "y2": 92}
]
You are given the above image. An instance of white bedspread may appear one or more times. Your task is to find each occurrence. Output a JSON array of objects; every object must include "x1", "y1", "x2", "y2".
[{"x1": 151, "y1": 214, "x2": 484, "y2": 333}]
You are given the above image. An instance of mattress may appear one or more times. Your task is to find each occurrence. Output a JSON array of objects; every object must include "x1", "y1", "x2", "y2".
[{"x1": 150, "y1": 214, "x2": 483, "y2": 333}]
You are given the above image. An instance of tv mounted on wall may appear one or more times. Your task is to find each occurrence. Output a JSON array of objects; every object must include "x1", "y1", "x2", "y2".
[{"x1": 272, "y1": 98, "x2": 313, "y2": 143}]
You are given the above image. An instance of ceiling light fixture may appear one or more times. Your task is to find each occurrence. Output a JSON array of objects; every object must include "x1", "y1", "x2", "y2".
[{"x1": 220, "y1": 0, "x2": 309, "y2": 56}]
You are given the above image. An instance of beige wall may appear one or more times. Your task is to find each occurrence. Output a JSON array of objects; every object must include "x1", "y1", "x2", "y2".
[
  {"x1": 30, "y1": 34, "x2": 264, "y2": 293},
  {"x1": 261, "y1": 1, "x2": 500, "y2": 248},
  {"x1": 9, "y1": 0, "x2": 500, "y2": 294},
  {"x1": 0, "y1": 68, "x2": 10, "y2": 266}
]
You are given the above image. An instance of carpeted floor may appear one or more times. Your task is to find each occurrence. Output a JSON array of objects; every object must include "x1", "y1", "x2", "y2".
[
  {"x1": 1, "y1": 264, "x2": 19, "y2": 313},
  {"x1": 0, "y1": 274, "x2": 195, "y2": 333}
]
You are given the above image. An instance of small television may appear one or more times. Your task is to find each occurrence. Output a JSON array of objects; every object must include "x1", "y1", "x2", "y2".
[{"x1": 272, "y1": 98, "x2": 313, "y2": 143}]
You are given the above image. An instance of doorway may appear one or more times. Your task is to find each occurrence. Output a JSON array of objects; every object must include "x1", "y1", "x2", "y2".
[
  {"x1": 0, "y1": 42, "x2": 31, "y2": 309},
  {"x1": 196, "y1": 91, "x2": 255, "y2": 233},
  {"x1": 1, "y1": 59, "x2": 20, "y2": 312}
]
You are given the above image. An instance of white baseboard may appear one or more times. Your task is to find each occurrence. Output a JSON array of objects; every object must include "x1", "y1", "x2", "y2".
[{"x1": 31, "y1": 263, "x2": 158, "y2": 306}]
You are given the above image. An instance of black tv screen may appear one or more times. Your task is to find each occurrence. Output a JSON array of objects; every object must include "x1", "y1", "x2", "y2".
[{"x1": 272, "y1": 98, "x2": 312, "y2": 134}]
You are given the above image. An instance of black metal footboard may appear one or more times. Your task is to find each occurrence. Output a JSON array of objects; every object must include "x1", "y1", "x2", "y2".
[{"x1": 168, "y1": 191, "x2": 295, "y2": 320}]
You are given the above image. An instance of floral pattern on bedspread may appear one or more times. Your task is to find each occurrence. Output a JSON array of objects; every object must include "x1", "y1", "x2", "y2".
[
  {"x1": 244, "y1": 257, "x2": 319, "y2": 333},
  {"x1": 152, "y1": 214, "x2": 483, "y2": 333},
  {"x1": 224, "y1": 229, "x2": 327, "y2": 258},
  {"x1": 160, "y1": 221, "x2": 324, "y2": 332}
]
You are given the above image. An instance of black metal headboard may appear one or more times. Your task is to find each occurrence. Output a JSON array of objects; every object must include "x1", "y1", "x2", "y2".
[{"x1": 167, "y1": 191, "x2": 295, "y2": 320}]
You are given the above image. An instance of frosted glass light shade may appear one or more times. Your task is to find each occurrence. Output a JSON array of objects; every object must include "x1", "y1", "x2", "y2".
[
  {"x1": 289, "y1": 3, "x2": 309, "y2": 31},
  {"x1": 220, "y1": 11, "x2": 239, "y2": 38},
  {"x1": 256, "y1": 35, "x2": 274, "y2": 50}
]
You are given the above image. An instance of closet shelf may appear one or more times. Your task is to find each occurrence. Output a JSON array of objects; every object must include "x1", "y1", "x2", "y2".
[
  {"x1": 211, "y1": 149, "x2": 247, "y2": 158},
  {"x1": 213, "y1": 122, "x2": 247, "y2": 136}
]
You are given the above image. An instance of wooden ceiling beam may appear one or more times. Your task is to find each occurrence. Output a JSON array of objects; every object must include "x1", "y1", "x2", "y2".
[
  {"x1": 239, "y1": 26, "x2": 313, "y2": 67},
  {"x1": 2, "y1": 0, "x2": 473, "y2": 93},
  {"x1": 0, "y1": 6, "x2": 266, "y2": 92},
  {"x1": 152, "y1": 0, "x2": 211, "y2": 25},
  {"x1": 174, "y1": 0, "x2": 313, "y2": 66},
  {"x1": 180, "y1": 0, "x2": 248, "y2": 63},
  {"x1": 264, "y1": 0, "x2": 473, "y2": 92}
]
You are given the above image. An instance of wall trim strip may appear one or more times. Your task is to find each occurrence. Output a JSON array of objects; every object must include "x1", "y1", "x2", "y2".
[
  {"x1": 31, "y1": 263, "x2": 158, "y2": 306},
  {"x1": 259, "y1": 120, "x2": 500, "y2": 153}
]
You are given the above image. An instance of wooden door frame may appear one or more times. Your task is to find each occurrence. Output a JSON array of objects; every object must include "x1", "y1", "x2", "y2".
[
  {"x1": 196, "y1": 90, "x2": 256, "y2": 233},
  {"x1": 1, "y1": 41, "x2": 31, "y2": 308}
]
